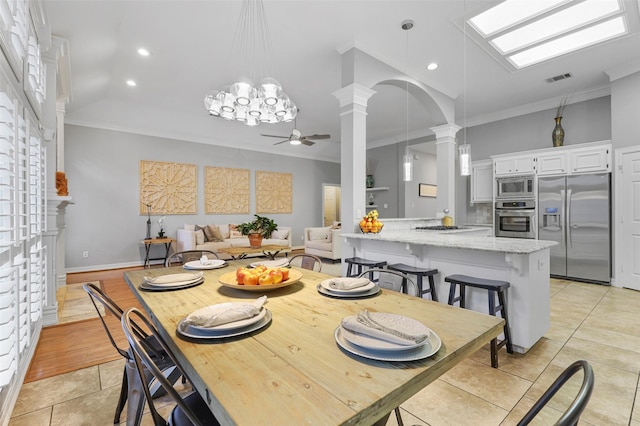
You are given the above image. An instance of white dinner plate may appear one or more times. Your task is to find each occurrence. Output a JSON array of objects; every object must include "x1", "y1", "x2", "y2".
[
  {"x1": 176, "y1": 310, "x2": 272, "y2": 340},
  {"x1": 249, "y1": 259, "x2": 290, "y2": 268},
  {"x1": 341, "y1": 312, "x2": 432, "y2": 351},
  {"x1": 183, "y1": 259, "x2": 227, "y2": 270},
  {"x1": 319, "y1": 278, "x2": 376, "y2": 294},
  {"x1": 139, "y1": 278, "x2": 204, "y2": 292},
  {"x1": 184, "y1": 305, "x2": 267, "y2": 333},
  {"x1": 334, "y1": 327, "x2": 442, "y2": 362},
  {"x1": 144, "y1": 272, "x2": 203, "y2": 286},
  {"x1": 316, "y1": 284, "x2": 380, "y2": 299}
]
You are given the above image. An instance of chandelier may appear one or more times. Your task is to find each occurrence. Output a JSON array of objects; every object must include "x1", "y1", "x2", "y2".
[{"x1": 203, "y1": 0, "x2": 297, "y2": 127}]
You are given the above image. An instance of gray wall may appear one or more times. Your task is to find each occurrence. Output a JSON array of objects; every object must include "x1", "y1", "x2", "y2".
[
  {"x1": 460, "y1": 96, "x2": 612, "y2": 223},
  {"x1": 64, "y1": 125, "x2": 340, "y2": 270}
]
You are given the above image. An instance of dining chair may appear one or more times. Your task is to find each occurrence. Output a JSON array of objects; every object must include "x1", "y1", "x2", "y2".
[
  {"x1": 83, "y1": 283, "x2": 181, "y2": 425},
  {"x1": 288, "y1": 254, "x2": 323, "y2": 272},
  {"x1": 357, "y1": 268, "x2": 418, "y2": 426},
  {"x1": 121, "y1": 307, "x2": 220, "y2": 426},
  {"x1": 165, "y1": 250, "x2": 219, "y2": 267},
  {"x1": 518, "y1": 360, "x2": 594, "y2": 426}
]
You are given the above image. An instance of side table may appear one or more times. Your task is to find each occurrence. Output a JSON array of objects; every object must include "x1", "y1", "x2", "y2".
[{"x1": 142, "y1": 238, "x2": 176, "y2": 268}]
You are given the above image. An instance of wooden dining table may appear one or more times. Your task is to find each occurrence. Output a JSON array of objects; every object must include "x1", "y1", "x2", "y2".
[{"x1": 124, "y1": 262, "x2": 504, "y2": 426}]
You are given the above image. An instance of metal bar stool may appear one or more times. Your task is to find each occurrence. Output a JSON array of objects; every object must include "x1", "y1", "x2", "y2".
[
  {"x1": 345, "y1": 257, "x2": 387, "y2": 279},
  {"x1": 387, "y1": 263, "x2": 439, "y2": 301},
  {"x1": 445, "y1": 274, "x2": 514, "y2": 368}
]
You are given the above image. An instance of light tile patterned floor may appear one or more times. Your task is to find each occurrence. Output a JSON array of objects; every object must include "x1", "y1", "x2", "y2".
[{"x1": 10, "y1": 279, "x2": 640, "y2": 425}]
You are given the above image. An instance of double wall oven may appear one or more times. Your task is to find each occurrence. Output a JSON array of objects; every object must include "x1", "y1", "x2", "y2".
[{"x1": 495, "y1": 175, "x2": 536, "y2": 239}]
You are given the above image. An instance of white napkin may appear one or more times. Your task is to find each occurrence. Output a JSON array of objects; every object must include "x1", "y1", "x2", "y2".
[
  {"x1": 200, "y1": 255, "x2": 213, "y2": 266},
  {"x1": 185, "y1": 296, "x2": 267, "y2": 328},
  {"x1": 341, "y1": 311, "x2": 429, "y2": 346},
  {"x1": 144, "y1": 272, "x2": 203, "y2": 285},
  {"x1": 252, "y1": 258, "x2": 289, "y2": 268},
  {"x1": 329, "y1": 277, "x2": 370, "y2": 290}
]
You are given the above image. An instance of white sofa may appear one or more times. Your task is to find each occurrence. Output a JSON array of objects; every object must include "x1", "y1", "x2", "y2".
[
  {"x1": 304, "y1": 226, "x2": 342, "y2": 261},
  {"x1": 176, "y1": 224, "x2": 292, "y2": 260}
]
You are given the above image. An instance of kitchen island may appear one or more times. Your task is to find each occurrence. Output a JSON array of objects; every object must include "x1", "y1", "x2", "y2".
[{"x1": 341, "y1": 226, "x2": 557, "y2": 353}]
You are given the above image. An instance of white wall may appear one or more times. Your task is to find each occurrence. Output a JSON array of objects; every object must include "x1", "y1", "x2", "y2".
[{"x1": 63, "y1": 125, "x2": 340, "y2": 270}]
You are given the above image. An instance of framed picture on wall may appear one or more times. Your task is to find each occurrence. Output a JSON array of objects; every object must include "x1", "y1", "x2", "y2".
[{"x1": 419, "y1": 183, "x2": 437, "y2": 197}]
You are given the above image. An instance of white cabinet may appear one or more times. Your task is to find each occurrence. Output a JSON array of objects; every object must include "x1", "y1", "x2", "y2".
[
  {"x1": 494, "y1": 155, "x2": 536, "y2": 176},
  {"x1": 471, "y1": 159, "x2": 493, "y2": 203},
  {"x1": 537, "y1": 152, "x2": 568, "y2": 176},
  {"x1": 570, "y1": 145, "x2": 610, "y2": 174}
]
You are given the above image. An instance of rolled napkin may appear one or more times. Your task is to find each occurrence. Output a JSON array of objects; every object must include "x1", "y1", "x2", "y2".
[
  {"x1": 341, "y1": 310, "x2": 429, "y2": 345},
  {"x1": 184, "y1": 296, "x2": 267, "y2": 328},
  {"x1": 328, "y1": 277, "x2": 370, "y2": 290},
  {"x1": 200, "y1": 255, "x2": 213, "y2": 266},
  {"x1": 144, "y1": 272, "x2": 203, "y2": 285}
]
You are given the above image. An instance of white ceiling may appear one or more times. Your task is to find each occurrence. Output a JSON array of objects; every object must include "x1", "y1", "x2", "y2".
[{"x1": 44, "y1": 0, "x2": 640, "y2": 163}]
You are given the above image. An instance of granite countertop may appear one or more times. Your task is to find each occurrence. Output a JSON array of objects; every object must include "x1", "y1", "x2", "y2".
[{"x1": 341, "y1": 229, "x2": 557, "y2": 254}]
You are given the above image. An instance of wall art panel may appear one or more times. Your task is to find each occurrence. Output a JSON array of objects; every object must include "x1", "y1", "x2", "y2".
[
  {"x1": 256, "y1": 171, "x2": 292, "y2": 214},
  {"x1": 204, "y1": 166, "x2": 250, "y2": 214},
  {"x1": 139, "y1": 160, "x2": 197, "y2": 214}
]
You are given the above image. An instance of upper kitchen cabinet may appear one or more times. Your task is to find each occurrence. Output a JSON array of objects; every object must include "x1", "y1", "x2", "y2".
[
  {"x1": 493, "y1": 154, "x2": 536, "y2": 176},
  {"x1": 470, "y1": 159, "x2": 493, "y2": 203},
  {"x1": 536, "y1": 142, "x2": 611, "y2": 176}
]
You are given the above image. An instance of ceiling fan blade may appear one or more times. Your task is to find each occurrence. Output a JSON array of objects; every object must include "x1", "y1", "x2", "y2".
[
  {"x1": 273, "y1": 139, "x2": 290, "y2": 145},
  {"x1": 261, "y1": 134, "x2": 289, "y2": 138},
  {"x1": 303, "y1": 134, "x2": 330, "y2": 140},
  {"x1": 301, "y1": 139, "x2": 315, "y2": 146}
]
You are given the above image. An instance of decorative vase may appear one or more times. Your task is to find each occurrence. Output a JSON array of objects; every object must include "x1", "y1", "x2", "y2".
[
  {"x1": 157, "y1": 230, "x2": 165, "y2": 239},
  {"x1": 552, "y1": 116, "x2": 564, "y2": 147},
  {"x1": 366, "y1": 174, "x2": 375, "y2": 188},
  {"x1": 248, "y1": 233, "x2": 263, "y2": 247}
]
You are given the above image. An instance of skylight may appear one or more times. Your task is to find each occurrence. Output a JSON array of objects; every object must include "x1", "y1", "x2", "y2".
[{"x1": 468, "y1": 0, "x2": 631, "y2": 69}]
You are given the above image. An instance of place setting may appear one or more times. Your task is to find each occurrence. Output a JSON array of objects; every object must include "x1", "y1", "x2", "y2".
[
  {"x1": 334, "y1": 310, "x2": 442, "y2": 362},
  {"x1": 139, "y1": 272, "x2": 205, "y2": 291},
  {"x1": 183, "y1": 255, "x2": 228, "y2": 270},
  {"x1": 316, "y1": 277, "x2": 381, "y2": 298},
  {"x1": 176, "y1": 295, "x2": 271, "y2": 340},
  {"x1": 249, "y1": 258, "x2": 290, "y2": 268}
]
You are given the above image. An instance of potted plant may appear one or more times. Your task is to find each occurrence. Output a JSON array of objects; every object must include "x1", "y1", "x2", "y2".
[{"x1": 236, "y1": 214, "x2": 278, "y2": 247}]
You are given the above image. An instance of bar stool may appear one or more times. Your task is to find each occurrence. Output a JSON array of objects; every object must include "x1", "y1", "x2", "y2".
[
  {"x1": 386, "y1": 264, "x2": 439, "y2": 301},
  {"x1": 345, "y1": 257, "x2": 387, "y2": 279},
  {"x1": 445, "y1": 274, "x2": 514, "y2": 368}
]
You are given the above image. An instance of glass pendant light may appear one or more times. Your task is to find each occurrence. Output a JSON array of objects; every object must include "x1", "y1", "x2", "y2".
[
  {"x1": 459, "y1": 0, "x2": 472, "y2": 176},
  {"x1": 402, "y1": 19, "x2": 413, "y2": 182}
]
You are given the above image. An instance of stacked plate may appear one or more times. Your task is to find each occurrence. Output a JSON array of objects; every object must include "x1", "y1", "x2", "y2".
[
  {"x1": 316, "y1": 277, "x2": 380, "y2": 298},
  {"x1": 335, "y1": 312, "x2": 442, "y2": 361},
  {"x1": 139, "y1": 272, "x2": 204, "y2": 291},
  {"x1": 183, "y1": 259, "x2": 227, "y2": 270},
  {"x1": 176, "y1": 304, "x2": 272, "y2": 340},
  {"x1": 249, "y1": 258, "x2": 290, "y2": 268}
]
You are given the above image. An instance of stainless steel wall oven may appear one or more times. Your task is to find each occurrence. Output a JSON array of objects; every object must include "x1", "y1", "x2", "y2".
[{"x1": 495, "y1": 199, "x2": 536, "y2": 239}]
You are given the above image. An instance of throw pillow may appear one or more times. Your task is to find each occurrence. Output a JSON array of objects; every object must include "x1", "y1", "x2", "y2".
[
  {"x1": 195, "y1": 229, "x2": 205, "y2": 245},
  {"x1": 184, "y1": 224, "x2": 195, "y2": 231},
  {"x1": 207, "y1": 225, "x2": 224, "y2": 242},
  {"x1": 195, "y1": 225, "x2": 210, "y2": 242},
  {"x1": 309, "y1": 227, "x2": 330, "y2": 241},
  {"x1": 218, "y1": 224, "x2": 230, "y2": 239},
  {"x1": 229, "y1": 224, "x2": 244, "y2": 239},
  {"x1": 271, "y1": 229, "x2": 289, "y2": 240}
]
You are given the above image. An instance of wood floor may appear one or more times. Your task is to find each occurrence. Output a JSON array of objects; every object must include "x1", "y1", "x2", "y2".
[{"x1": 24, "y1": 266, "x2": 147, "y2": 383}]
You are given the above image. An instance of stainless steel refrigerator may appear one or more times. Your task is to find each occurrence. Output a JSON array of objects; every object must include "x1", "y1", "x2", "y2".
[{"x1": 538, "y1": 173, "x2": 611, "y2": 284}]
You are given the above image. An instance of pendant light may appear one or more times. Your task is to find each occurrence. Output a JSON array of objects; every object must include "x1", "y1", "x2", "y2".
[
  {"x1": 459, "y1": 0, "x2": 472, "y2": 176},
  {"x1": 402, "y1": 19, "x2": 414, "y2": 182}
]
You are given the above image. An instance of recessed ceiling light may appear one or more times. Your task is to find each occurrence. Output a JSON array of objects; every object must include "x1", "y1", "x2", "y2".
[
  {"x1": 126, "y1": 80, "x2": 137, "y2": 87},
  {"x1": 137, "y1": 48, "x2": 150, "y2": 57},
  {"x1": 426, "y1": 62, "x2": 438, "y2": 71}
]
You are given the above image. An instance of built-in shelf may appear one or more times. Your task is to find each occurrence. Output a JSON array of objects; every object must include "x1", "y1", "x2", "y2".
[{"x1": 366, "y1": 187, "x2": 389, "y2": 191}]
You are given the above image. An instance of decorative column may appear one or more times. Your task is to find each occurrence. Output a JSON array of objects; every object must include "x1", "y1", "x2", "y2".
[
  {"x1": 430, "y1": 123, "x2": 462, "y2": 221},
  {"x1": 332, "y1": 83, "x2": 376, "y2": 237}
]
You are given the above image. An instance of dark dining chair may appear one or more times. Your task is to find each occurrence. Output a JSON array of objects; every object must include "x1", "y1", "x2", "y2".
[
  {"x1": 83, "y1": 283, "x2": 181, "y2": 425},
  {"x1": 121, "y1": 307, "x2": 220, "y2": 426},
  {"x1": 165, "y1": 250, "x2": 219, "y2": 267},
  {"x1": 288, "y1": 254, "x2": 323, "y2": 272},
  {"x1": 357, "y1": 268, "x2": 418, "y2": 426},
  {"x1": 518, "y1": 360, "x2": 594, "y2": 426}
]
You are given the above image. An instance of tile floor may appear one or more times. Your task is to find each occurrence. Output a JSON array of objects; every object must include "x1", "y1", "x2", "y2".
[{"x1": 9, "y1": 278, "x2": 640, "y2": 425}]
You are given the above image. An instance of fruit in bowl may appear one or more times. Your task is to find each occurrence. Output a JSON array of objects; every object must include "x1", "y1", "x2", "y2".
[
  {"x1": 236, "y1": 266, "x2": 290, "y2": 286},
  {"x1": 359, "y1": 210, "x2": 384, "y2": 233}
]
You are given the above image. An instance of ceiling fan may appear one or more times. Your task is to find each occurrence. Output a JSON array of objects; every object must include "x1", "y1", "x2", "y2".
[{"x1": 261, "y1": 113, "x2": 330, "y2": 146}]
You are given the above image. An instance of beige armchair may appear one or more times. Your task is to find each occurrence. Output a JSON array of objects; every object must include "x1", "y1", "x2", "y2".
[{"x1": 304, "y1": 226, "x2": 341, "y2": 261}]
